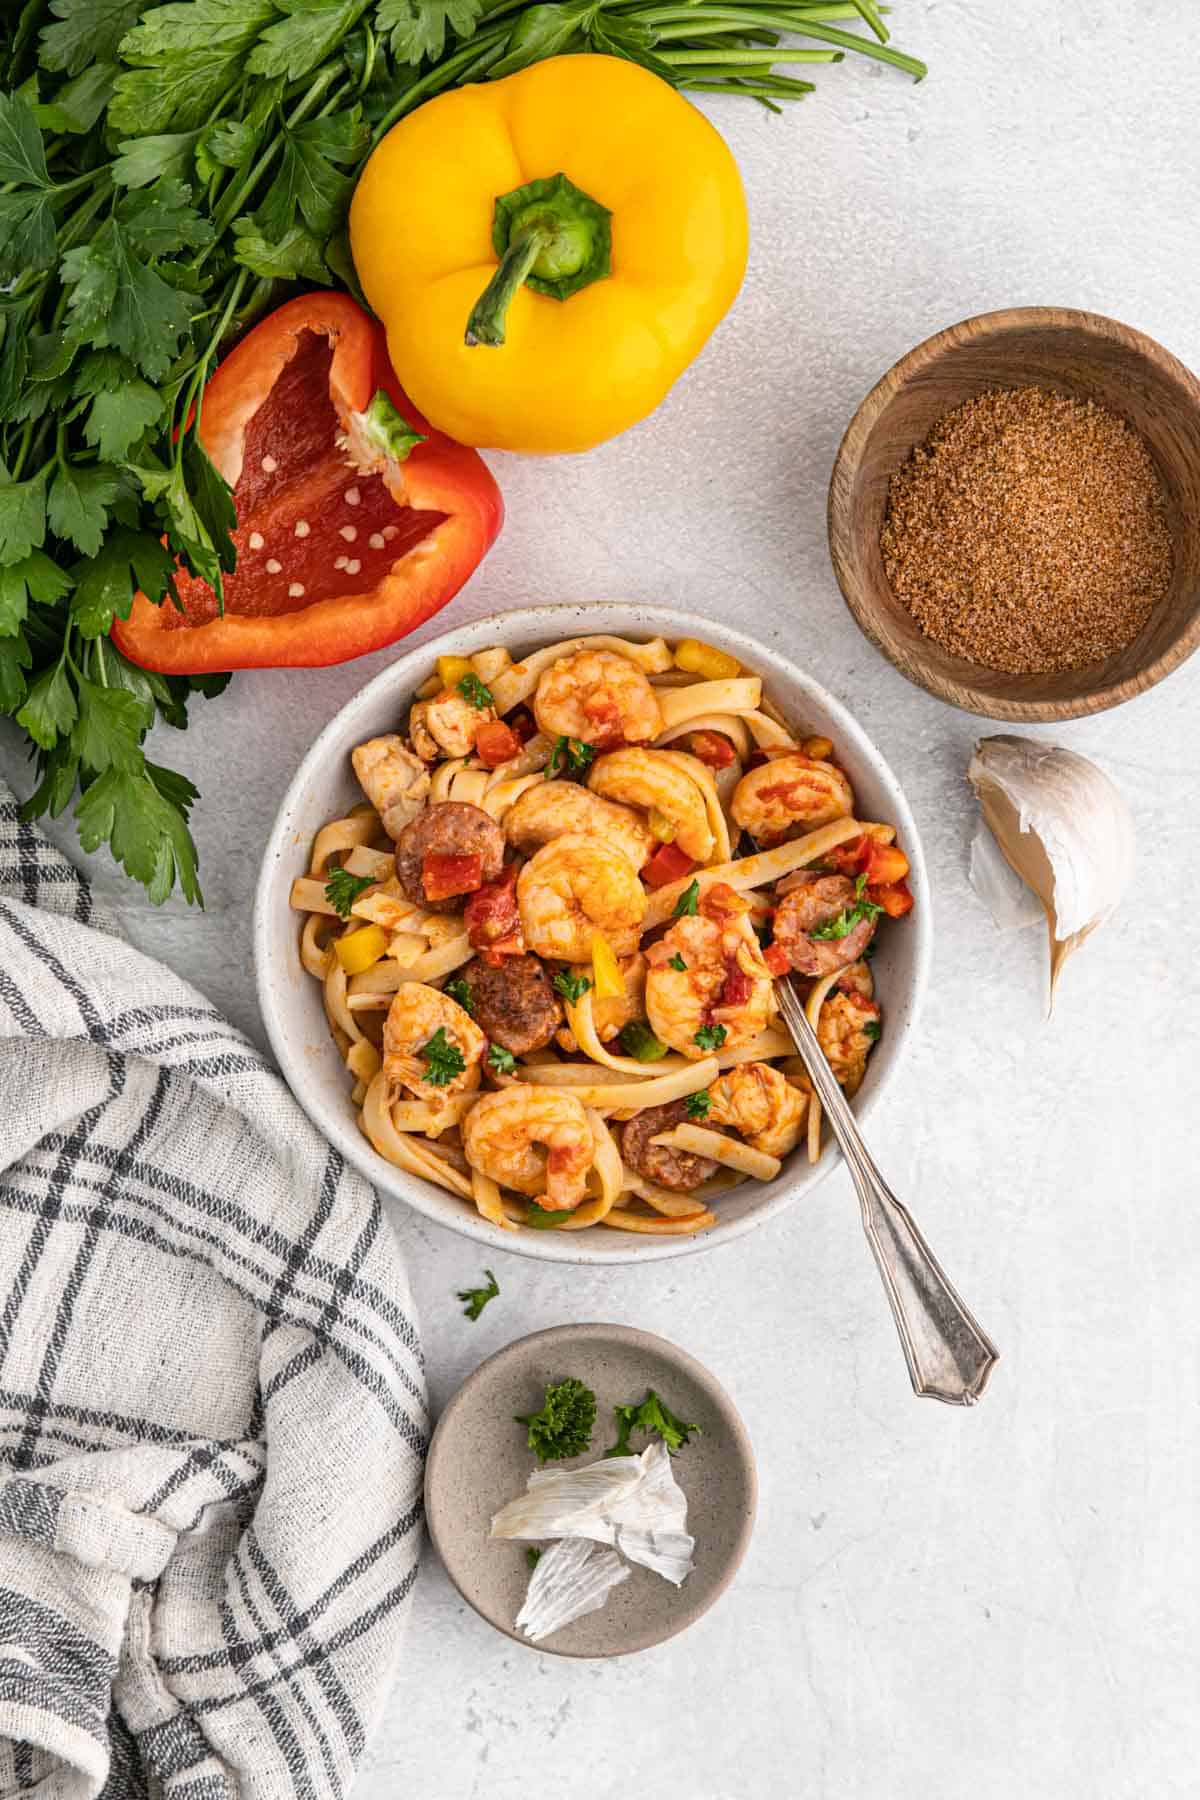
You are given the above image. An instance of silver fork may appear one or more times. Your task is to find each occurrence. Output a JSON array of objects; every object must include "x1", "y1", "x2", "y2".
[{"x1": 771, "y1": 971, "x2": 999, "y2": 1407}]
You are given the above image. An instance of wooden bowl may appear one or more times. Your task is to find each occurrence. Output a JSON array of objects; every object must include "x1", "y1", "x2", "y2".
[{"x1": 827, "y1": 307, "x2": 1200, "y2": 721}]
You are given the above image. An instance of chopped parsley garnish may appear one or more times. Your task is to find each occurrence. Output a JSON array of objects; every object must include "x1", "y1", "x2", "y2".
[
  {"x1": 419, "y1": 1027, "x2": 466, "y2": 1087},
  {"x1": 457, "y1": 1269, "x2": 499, "y2": 1321},
  {"x1": 673, "y1": 878, "x2": 700, "y2": 917},
  {"x1": 547, "y1": 735, "x2": 596, "y2": 778},
  {"x1": 444, "y1": 976, "x2": 475, "y2": 1015},
  {"x1": 668, "y1": 952, "x2": 688, "y2": 972},
  {"x1": 323, "y1": 861, "x2": 376, "y2": 920},
  {"x1": 553, "y1": 969, "x2": 592, "y2": 1004},
  {"x1": 685, "y1": 1090, "x2": 711, "y2": 1120},
  {"x1": 603, "y1": 1389, "x2": 701, "y2": 1459},
  {"x1": 515, "y1": 1377, "x2": 597, "y2": 1463},
  {"x1": 809, "y1": 878, "x2": 884, "y2": 941},
  {"x1": 458, "y1": 672, "x2": 493, "y2": 709},
  {"x1": 693, "y1": 1023, "x2": 727, "y2": 1052},
  {"x1": 863, "y1": 1020, "x2": 882, "y2": 1041},
  {"x1": 526, "y1": 1547, "x2": 541, "y2": 1570},
  {"x1": 487, "y1": 1041, "x2": 517, "y2": 1075}
]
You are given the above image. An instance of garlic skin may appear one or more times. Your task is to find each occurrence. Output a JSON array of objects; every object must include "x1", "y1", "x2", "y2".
[
  {"x1": 967, "y1": 735, "x2": 1135, "y2": 1005},
  {"x1": 515, "y1": 1538, "x2": 631, "y2": 1643}
]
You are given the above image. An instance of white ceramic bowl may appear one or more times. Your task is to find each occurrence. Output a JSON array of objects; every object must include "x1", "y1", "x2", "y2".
[{"x1": 254, "y1": 602, "x2": 931, "y2": 1263}]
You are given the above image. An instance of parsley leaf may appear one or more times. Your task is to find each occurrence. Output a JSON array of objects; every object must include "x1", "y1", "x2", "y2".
[
  {"x1": 516, "y1": 1377, "x2": 596, "y2": 1462},
  {"x1": 603, "y1": 1389, "x2": 700, "y2": 1459},
  {"x1": 863, "y1": 1020, "x2": 881, "y2": 1041},
  {"x1": 0, "y1": 466, "x2": 47, "y2": 567},
  {"x1": 0, "y1": 633, "x2": 33, "y2": 714},
  {"x1": 69, "y1": 528, "x2": 175, "y2": 638},
  {"x1": 809, "y1": 895, "x2": 883, "y2": 940},
  {"x1": 457, "y1": 1268, "x2": 499, "y2": 1321},
  {"x1": 257, "y1": 109, "x2": 369, "y2": 240},
  {"x1": 693, "y1": 1022, "x2": 726, "y2": 1052},
  {"x1": 111, "y1": 0, "x2": 277, "y2": 134},
  {"x1": 524, "y1": 1199, "x2": 568, "y2": 1230},
  {"x1": 458, "y1": 671, "x2": 493, "y2": 709},
  {"x1": 324, "y1": 861, "x2": 375, "y2": 918},
  {"x1": 110, "y1": 130, "x2": 202, "y2": 189},
  {"x1": 17, "y1": 662, "x2": 77, "y2": 750},
  {"x1": 232, "y1": 216, "x2": 330, "y2": 285},
  {"x1": 487, "y1": 1041, "x2": 517, "y2": 1075},
  {"x1": 248, "y1": 0, "x2": 370, "y2": 81},
  {"x1": 0, "y1": 553, "x2": 70, "y2": 636},
  {"x1": 377, "y1": 0, "x2": 482, "y2": 63},
  {"x1": 673, "y1": 878, "x2": 700, "y2": 917},
  {"x1": 444, "y1": 976, "x2": 475, "y2": 1015},
  {"x1": 552, "y1": 969, "x2": 591, "y2": 1004},
  {"x1": 420, "y1": 1026, "x2": 466, "y2": 1087},
  {"x1": 546, "y1": 734, "x2": 594, "y2": 777},
  {"x1": 0, "y1": 191, "x2": 57, "y2": 284},
  {"x1": 75, "y1": 762, "x2": 202, "y2": 906},
  {"x1": 47, "y1": 461, "x2": 121, "y2": 558},
  {"x1": 83, "y1": 381, "x2": 162, "y2": 461},
  {"x1": 525, "y1": 1547, "x2": 541, "y2": 1570},
  {"x1": 0, "y1": 91, "x2": 51, "y2": 188},
  {"x1": 668, "y1": 952, "x2": 687, "y2": 971},
  {"x1": 685, "y1": 1090, "x2": 711, "y2": 1120},
  {"x1": 39, "y1": 0, "x2": 143, "y2": 77}
]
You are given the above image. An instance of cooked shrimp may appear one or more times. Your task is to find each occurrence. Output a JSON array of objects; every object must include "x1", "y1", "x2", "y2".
[
  {"x1": 817, "y1": 990, "x2": 881, "y2": 1095},
  {"x1": 351, "y1": 735, "x2": 431, "y2": 839},
  {"x1": 588, "y1": 747, "x2": 715, "y2": 863},
  {"x1": 463, "y1": 1086, "x2": 595, "y2": 1211},
  {"x1": 706, "y1": 1062, "x2": 808, "y2": 1160},
  {"x1": 534, "y1": 649, "x2": 663, "y2": 747},
  {"x1": 644, "y1": 913, "x2": 774, "y2": 1059},
  {"x1": 410, "y1": 686, "x2": 495, "y2": 761},
  {"x1": 382, "y1": 982, "x2": 486, "y2": 1102},
  {"x1": 517, "y1": 833, "x2": 646, "y2": 964},
  {"x1": 504, "y1": 780, "x2": 653, "y2": 874},
  {"x1": 731, "y1": 753, "x2": 854, "y2": 843}
]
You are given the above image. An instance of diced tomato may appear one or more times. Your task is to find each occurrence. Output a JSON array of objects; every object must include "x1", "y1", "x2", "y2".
[
  {"x1": 861, "y1": 840, "x2": 910, "y2": 886},
  {"x1": 465, "y1": 864, "x2": 524, "y2": 950},
  {"x1": 641, "y1": 842, "x2": 695, "y2": 888},
  {"x1": 823, "y1": 835, "x2": 869, "y2": 877},
  {"x1": 688, "y1": 729, "x2": 736, "y2": 770},
  {"x1": 474, "y1": 720, "x2": 521, "y2": 769},
  {"x1": 716, "y1": 964, "x2": 754, "y2": 1008},
  {"x1": 479, "y1": 932, "x2": 525, "y2": 967},
  {"x1": 868, "y1": 879, "x2": 914, "y2": 918},
  {"x1": 762, "y1": 942, "x2": 791, "y2": 977},
  {"x1": 699, "y1": 881, "x2": 746, "y2": 920},
  {"x1": 422, "y1": 851, "x2": 483, "y2": 901}
]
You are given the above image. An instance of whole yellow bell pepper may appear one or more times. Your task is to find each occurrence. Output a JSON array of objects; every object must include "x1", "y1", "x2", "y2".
[{"x1": 349, "y1": 55, "x2": 748, "y2": 455}]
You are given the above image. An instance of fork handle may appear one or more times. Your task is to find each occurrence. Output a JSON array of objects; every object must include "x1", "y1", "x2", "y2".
[{"x1": 776, "y1": 985, "x2": 998, "y2": 1406}]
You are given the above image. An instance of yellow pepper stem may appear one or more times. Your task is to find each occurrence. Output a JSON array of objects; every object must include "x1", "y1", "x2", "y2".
[{"x1": 465, "y1": 171, "x2": 612, "y2": 349}]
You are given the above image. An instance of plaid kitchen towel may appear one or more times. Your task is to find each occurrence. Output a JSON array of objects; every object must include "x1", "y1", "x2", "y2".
[{"x1": 0, "y1": 782, "x2": 428, "y2": 1800}]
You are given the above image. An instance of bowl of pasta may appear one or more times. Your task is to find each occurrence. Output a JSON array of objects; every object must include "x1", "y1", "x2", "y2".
[{"x1": 255, "y1": 602, "x2": 930, "y2": 1262}]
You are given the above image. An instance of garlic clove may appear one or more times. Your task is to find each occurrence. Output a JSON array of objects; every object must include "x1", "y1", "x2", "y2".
[{"x1": 967, "y1": 735, "x2": 1135, "y2": 1010}]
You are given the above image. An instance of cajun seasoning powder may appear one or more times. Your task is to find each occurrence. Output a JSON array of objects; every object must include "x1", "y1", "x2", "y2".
[{"x1": 880, "y1": 386, "x2": 1173, "y2": 674}]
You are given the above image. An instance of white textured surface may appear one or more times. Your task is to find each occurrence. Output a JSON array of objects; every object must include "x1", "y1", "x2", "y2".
[{"x1": 4, "y1": 2, "x2": 1198, "y2": 1794}]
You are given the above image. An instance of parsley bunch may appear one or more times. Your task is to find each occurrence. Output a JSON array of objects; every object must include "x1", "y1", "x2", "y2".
[{"x1": 1, "y1": 0, "x2": 921, "y2": 902}]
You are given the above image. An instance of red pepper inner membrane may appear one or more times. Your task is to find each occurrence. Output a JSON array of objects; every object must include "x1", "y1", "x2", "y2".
[{"x1": 165, "y1": 331, "x2": 446, "y2": 627}]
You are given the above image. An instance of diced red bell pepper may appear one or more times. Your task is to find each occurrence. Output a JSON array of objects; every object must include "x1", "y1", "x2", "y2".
[
  {"x1": 474, "y1": 720, "x2": 521, "y2": 769},
  {"x1": 112, "y1": 293, "x2": 502, "y2": 672},
  {"x1": 716, "y1": 964, "x2": 754, "y2": 1007},
  {"x1": 688, "y1": 729, "x2": 736, "y2": 769},
  {"x1": 762, "y1": 942, "x2": 791, "y2": 977},
  {"x1": 861, "y1": 840, "x2": 910, "y2": 886},
  {"x1": 641, "y1": 842, "x2": 695, "y2": 888},
  {"x1": 868, "y1": 879, "x2": 914, "y2": 918},
  {"x1": 422, "y1": 851, "x2": 484, "y2": 902},
  {"x1": 465, "y1": 864, "x2": 524, "y2": 952}
]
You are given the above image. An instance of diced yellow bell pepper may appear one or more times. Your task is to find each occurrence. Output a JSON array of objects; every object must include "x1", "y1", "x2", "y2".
[
  {"x1": 590, "y1": 932, "x2": 625, "y2": 1001},
  {"x1": 437, "y1": 653, "x2": 474, "y2": 689},
  {"x1": 802, "y1": 734, "x2": 834, "y2": 760},
  {"x1": 334, "y1": 923, "x2": 389, "y2": 975},
  {"x1": 675, "y1": 638, "x2": 741, "y2": 681},
  {"x1": 646, "y1": 807, "x2": 676, "y2": 844}
]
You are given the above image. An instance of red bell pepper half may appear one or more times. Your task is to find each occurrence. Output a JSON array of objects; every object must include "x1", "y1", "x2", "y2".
[{"x1": 112, "y1": 294, "x2": 502, "y2": 672}]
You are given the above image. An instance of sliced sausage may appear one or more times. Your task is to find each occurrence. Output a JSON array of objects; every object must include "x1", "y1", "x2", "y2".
[
  {"x1": 394, "y1": 802, "x2": 505, "y2": 913},
  {"x1": 620, "y1": 1099, "x2": 720, "y2": 1193},
  {"x1": 459, "y1": 954, "x2": 563, "y2": 1056},
  {"x1": 772, "y1": 872, "x2": 878, "y2": 977}
]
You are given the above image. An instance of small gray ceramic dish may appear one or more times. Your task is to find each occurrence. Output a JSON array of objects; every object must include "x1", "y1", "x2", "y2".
[
  {"x1": 254, "y1": 600, "x2": 931, "y2": 1264},
  {"x1": 424, "y1": 1323, "x2": 756, "y2": 1658}
]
